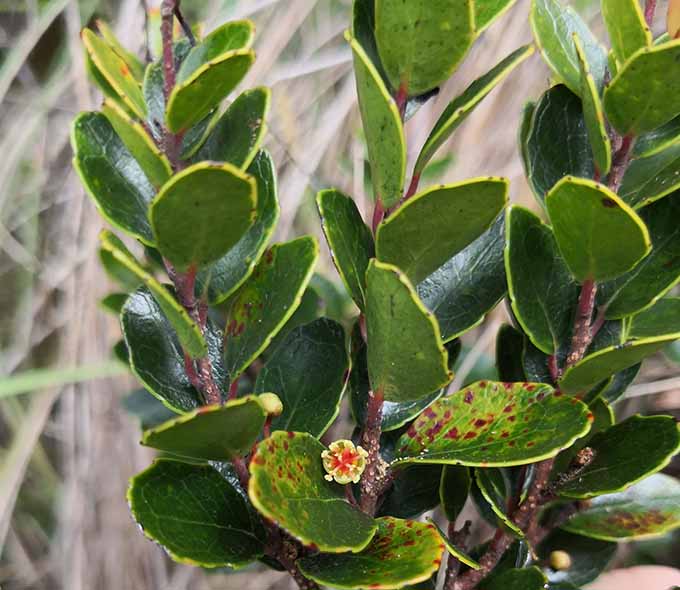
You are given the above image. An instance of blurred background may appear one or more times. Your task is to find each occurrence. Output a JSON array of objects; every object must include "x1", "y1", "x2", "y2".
[{"x1": 0, "y1": 0, "x2": 678, "y2": 588}]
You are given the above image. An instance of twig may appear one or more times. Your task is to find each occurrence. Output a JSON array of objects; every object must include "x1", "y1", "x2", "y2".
[
  {"x1": 444, "y1": 521, "x2": 471, "y2": 590},
  {"x1": 565, "y1": 279, "x2": 597, "y2": 369},
  {"x1": 359, "y1": 388, "x2": 385, "y2": 515},
  {"x1": 173, "y1": 3, "x2": 196, "y2": 46},
  {"x1": 607, "y1": 134, "x2": 635, "y2": 193}
]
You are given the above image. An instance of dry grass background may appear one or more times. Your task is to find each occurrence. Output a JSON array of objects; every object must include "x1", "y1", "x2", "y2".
[{"x1": 0, "y1": 0, "x2": 678, "y2": 588}]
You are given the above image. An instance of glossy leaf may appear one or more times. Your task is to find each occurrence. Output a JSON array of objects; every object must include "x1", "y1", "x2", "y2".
[
  {"x1": 562, "y1": 474, "x2": 680, "y2": 540},
  {"x1": 559, "y1": 415, "x2": 680, "y2": 498},
  {"x1": 574, "y1": 35, "x2": 612, "y2": 175},
  {"x1": 440, "y1": 465, "x2": 472, "y2": 522},
  {"x1": 394, "y1": 381, "x2": 591, "y2": 467},
  {"x1": 197, "y1": 151, "x2": 280, "y2": 304},
  {"x1": 546, "y1": 176, "x2": 651, "y2": 282},
  {"x1": 98, "y1": 246, "x2": 143, "y2": 291},
  {"x1": 480, "y1": 566, "x2": 547, "y2": 590},
  {"x1": 141, "y1": 396, "x2": 266, "y2": 460},
  {"x1": 122, "y1": 388, "x2": 178, "y2": 430},
  {"x1": 248, "y1": 431, "x2": 377, "y2": 552},
  {"x1": 629, "y1": 297, "x2": 680, "y2": 338},
  {"x1": 366, "y1": 260, "x2": 452, "y2": 402},
  {"x1": 346, "y1": 31, "x2": 406, "y2": 208},
  {"x1": 414, "y1": 45, "x2": 533, "y2": 174},
  {"x1": 374, "y1": 0, "x2": 474, "y2": 96},
  {"x1": 192, "y1": 87, "x2": 270, "y2": 169},
  {"x1": 81, "y1": 28, "x2": 146, "y2": 119},
  {"x1": 378, "y1": 465, "x2": 442, "y2": 518},
  {"x1": 224, "y1": 237, "x2": 318, "y2": 379},
  {"x1": 298, "y1": 517, "x2": 445, "y2": 589},
  {"x1": 150, "y1": 162, "x2": 256, "y2": 270},
  {"x1": 602, "y1": 0, "x2": 651, "y2": 65},
  {"x1": 255, "y1": 318, "x2": 348, "y2": 438},
  {"x1": 619, "y1": 143, "x2": 680, "y2": 208},
  {"x1": 604, "y1": 40, "x2": 680, "y2": 135},
  {"x1": 599, "y1": 196, "x2": 680, "y2": 318},
  {"x1": 475, "y1": 468, "x2": 523, "y2": 535},
  {"x1": 376, "y1": 179, "x2": 507, "y2": 284},
  {"x1": 530, "y1": 0, "x2": 607, "y2": 94},
  {"x1": 128, "y1": 459, "x2": 266, "y2": 567},
  {"x1": 418, "y1": 213, "x2": 507, "y2": 343},
  {"x1": 428, "y1": 517, "x2": 481, "y2": 569},
  {"x1": 496, "y1": 324, "x2": 526, "y2": 382},
  {"x1": 634, "y1": 115, "x2": 680, "y2": 157},
  {"x1": 72, "y1": 112, "x2": 155, "y2": 244},
  {"x1": 505, "y1": 206, "x2": 579, "y2": 355},
  {"x1": 599, "y1": 363, "x2": 641, "y2": 403},
  {"x1": 525, "y1": 85, "x2": 595, "y2": 204},
  {"x1": 475, "y1": 0, "x2": 518, "y2": 33},
  {"x1": 317, "y1": 189, "x2": 374, "y2": 310}
]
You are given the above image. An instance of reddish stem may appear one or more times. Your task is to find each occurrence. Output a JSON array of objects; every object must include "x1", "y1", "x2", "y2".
[
  {"x1": 345, "y1": 485, "x2": 358, "y2": 507},
  {"x1": 566, "y1": 279, "x2": 597, "y2": 369},
  {"x1": 403, "y1": 172, "x2": 421, "y2": 203},
  {"x1": 607, "y1": 134, "x2": 635, "y2": 193},
  {"x1": 359, "y1": 388, "x2": 384, "y2": 515},
  {"x1": 548, "y1": 355, "x2": 560, "y2": 383},
  {"x1": 263, "y1": 416, "x2": 272, "y2": 439},
  {"x1": 228, "y1": 377, "x2": 240, "y2": 401},
  {"x1": 444, "y1": 521, "x2": 471, "y2": 590},
  {"x1": 395, "y1": 81, "x2": 408, "y2": 120},
  {"x1": 371, "y1": 196, "x2": 385, "y2": 234}
]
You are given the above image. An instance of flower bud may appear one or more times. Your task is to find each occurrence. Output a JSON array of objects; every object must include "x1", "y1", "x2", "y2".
[
  {"x1": 549, "y1": 550, "x2": 572, "y2": 571},
  {"x1": 321, "y1": 439, "x2": 368, "y2": 485},
  {"x1": 258, "y1": 393, "x2": 283, "y2": 417}
]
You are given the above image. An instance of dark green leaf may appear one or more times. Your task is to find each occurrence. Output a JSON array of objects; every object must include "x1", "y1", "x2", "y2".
[
  {"x1": 394, "y1": 381, "x2": 591, "y2": 467},
  {"x1": 601, "y1": 0, "x2": 651, "y2": 65},
  {"x1": 427, "y1": 517, "x2": 481, "y2": 569},
  {"x1": 298, "y1": 517, "x2": 445, "y2": 589},
  {"x1": 122, "y1": 388, "x2": 178, "y2": 430},
  {"x1": 475, "y1": 468, "x2": 522, "y2": 535},
  {"x1": 265, "y1": 286, "x2": 325, "y2": 355},
  {"x1": 496, "y1": 324, "x2": 526, "y2": 382},
  {"x1": 223, "y1": 236, "x2": 318, "y2": 379},
  {"x1": 629, "y1": 297, "x2": 680, "y2": 338},
  {"x1": 99, "y1": 292, "x2": 128, "y2": 315},
  {"x1": 376, "y1": 179, "x2": 507, "y2": 284},
  {"x1": 480, "y1": 566, "x2": 547, "y2": 590},
  {"x1": 366, "y1": 260, "x2": 452, "y2": 402},
  {"x1": 255, "y1": 318, "x2": 349, "y2": 438},
  {"x1": 317, "y1": 189, "x2": 374, "y2": 310},
  {"x1": 599, "y1": 363, "x2": 640, "y2": 403},
  {"x1": 634, "y1": 116, "x2": 680, "y2": 158},
  {"x1": 475, "y1": 0, "x2": 518, "y2": 32},
  {"x1": 440, "y1": 465, "x2": 471, "y2": 522},
  {"x1": 619, "y1": 143, "x2": 680, "y2": 209},
  {"x1": 378, "y1": 465, "x2": 442, "y2": 518},
  {"x1": 128, "y1": 459, "x2": 266, "y2": 567},
  {"x1": 248, "y1": 431, "x2": 377, "y2": 552}
]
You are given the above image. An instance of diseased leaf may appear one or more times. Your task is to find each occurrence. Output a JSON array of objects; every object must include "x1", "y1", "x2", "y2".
[
  {"x1": 562, "y1": 474, "x2": 680, "y2": 540},
  {"x1": 619, "y1": 143, "x2": 680, "y2": 209},
  {"x1": 414, "y1": 45, "x2": 534, "y2": 174},
  {"x1": 378, "y1": 465, "x2": 442, "y2": 518},
  {"x1": 559, "y1": 415, "x2": 680, "y2": 498},
  {"x1": 601, "y1": 0, "x2": 651, "y2": 64},
  {"x1": 298, "y1": 517, "x2": 445, "y2": 590},
  {"x1": 394, "y1": 381, "x2": 591, "y2": 467},
  {"x1": 317, "y1": 189, "x2": 374, "y2": 310},
  {"x1": 366, "y1": 260, "x2": 452, "y2": 402},
  {"x1": 346, "y1": 31, "x2": 406, "y2": 208},
  {"x1": 255, "y1": 318, "x2": 349, "y2": 438},
  {"x1": 96, "y1": 20, "x2": 145, "y2": 81},
  {"x1": 248, "y1": 431, "x2": 377, "y2": 552},
  {"x1": 72, "y1": 112, "x2": 155, "y2": 244},
  {"x1": 376, "y1": 178, "x2": 508, "y2": 284},
  {"x1": 440, "y1": 465, "x2": 472, "y2": 522},
  {"x1": 224, "y1": 237, "x2": 318, "y2": 379},
  {"x1": 546, "y1": 176, "x2": 651, "y2": 282},
  {"x1": 604, "y1": 40, "x2": 680, "y2": 135},
  {"x1": 128, "y1": 459, "x2": 266, "y2": 567}
]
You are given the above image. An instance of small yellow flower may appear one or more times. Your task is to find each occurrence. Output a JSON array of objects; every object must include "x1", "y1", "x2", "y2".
[{"x1": 321, "y1": 439, "x2": 368, "y2": 485}]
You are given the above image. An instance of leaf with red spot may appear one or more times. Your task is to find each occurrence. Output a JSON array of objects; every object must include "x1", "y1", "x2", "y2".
[
  {"x1": 394, "y1": 381, "x2": 591, "y2": 467},
  {"x1": 562, "y1": 474, "x2": 680, "y2": 541},
  {"x1": 248, "y1": 431, "x2": 377, "y2": 553},
  {"x1": 298, "y1": 517, "x2": 445, "y2": 589}
]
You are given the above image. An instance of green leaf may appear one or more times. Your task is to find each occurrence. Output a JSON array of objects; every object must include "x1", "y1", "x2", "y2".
[
  {"x1": 121, "y1": 287, "x2": 225, "y2": 412},
  {"x1": 394, "y1": 381, "x2": 591, "y2": 467},
  {"x1": 619, "y1": 143, "x2": 680, "y2": 208},
  {"x1": 101, "y1": 99, "x2": 172, "y2": 188},
  {"x1": 376, "y1": 179, "x2": 508, "y2": 284},
  {"x1": 561, "y1": 474, "x2": 680, "y2": 540},
  {"x1": 634, "y1": 115, "x2": 680, "y2": 158},
  {"x1": 224, "y1": 236, "x2": 318, "y2": 379},
  {"x1": 480, "y1": 566, "x2": 547, "y2": 590},
  {"x1": 574, "y1": 35, "x2": 612, "y2": 175},
  {"x1": 197, "y1": 151, "x2": 280, "y2": 304},
  {"x1": 366, "y1": 260, "x2": 452, "y2": 402},
  {"x1": 266, "y1": 286, "x2": 325, "y2": 354},
  {"x1": 537, "y1": 529, "x2": 616, "y2": 587},
  {"x1": 599, "y1": 196, "x2": 680, "y2": 318},
  {"x1": 525, "y1": 85, "x2": 595, "y2": 204},
  {"x1": 414, "y1": 45, "x2": 534, "y2": 174},
  {"x1": 604, "y1": 40, "x2": 680, "y2": 135},
  {"x1": 599, "y1": 363, "x2": 640, "y2": 403},
  {"x1": 418, "y1": 214, "x2": 507, "y2": 343},
  {"x1": 141, "y1": 396, "x2": 266, "y2": 461},
  {"x1": 378, "y1": 465, "x2": 442, "y2": 518},
  {"x1": 128, "y1": 459, "x2": 266, "y2": 567},
  {"x1": 559, "y1": 415, "x2": 680, "y2": 498},
  {"x1": 427, "y1": 517, "x2": 481, "y2": 569},
  {"x1": 374, "y1": 0, "x2": 474, "y2": 96},
  {"x1": 95, "y1": 19, "x2": 144, "y2": 81},
  {"x1": 192, "y1": 87, "x2": 270, "y2": 169},
  {"x1": 98, "y1": 246, "x2": 143, "y2": 290},
  {"x1": 530, "y1": 0, "x2": 607, "y2": 94},
  {"x1": 629, "y1": 297, "x2": 680, "y2": 338},
  {"x1": 150, "y1": 162, "x2": 257, "y2": 270},
  {"x1": 317, "y1": 189, "x2": 374, "y2": 310},
  {"x1": 72, "y1": 112, "x2": 155, "y2": 244},
  {"x1": 122, "y1": 388, "x2": 179, "y2": 430},
  {"x1": 440, "y1": 465, "x2": 472, "y2": 522},
  {"x1": 166, "y1": 49, "x2": 254, "y2": 133},
  {"x1": 255, "y1": 318, "x2": 349, "y2": 438},
  {"x1": 298, "y1": 517, "x2": 445, "y2": 589},
  {"x1": 475, "y1": 0, "x2": 518, "y2": 33},
  {"x1": 81, "y1": 28, "x2": 146, "y2": 119},
  {"x1": 546, "y1": 176, "x2": 651, "y2": 282},
  {"x1": 99, "y1": 292, "x2": 128, "y2": 315},
  {"x1": 475, "y1": 468, "x2": 523, "y2": 536},
  {"x1": 496, "y1": 324, "x2": 527, "y2": 382},
  {"x1": 505, "y1": 206, "x2": 579, "y2": 355},
  {"x1": 248, "y1": 431, "x2": 377, "y2": 552},
  {"x1": 346, "y1": 31, "x2": 406, "y2": 208},
  {"x1": 101, "y1": 232, "x2": 207, "y2": 358},
  {"x1": 602, "y1": 0, "x2": 651, "y2": 65}
]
